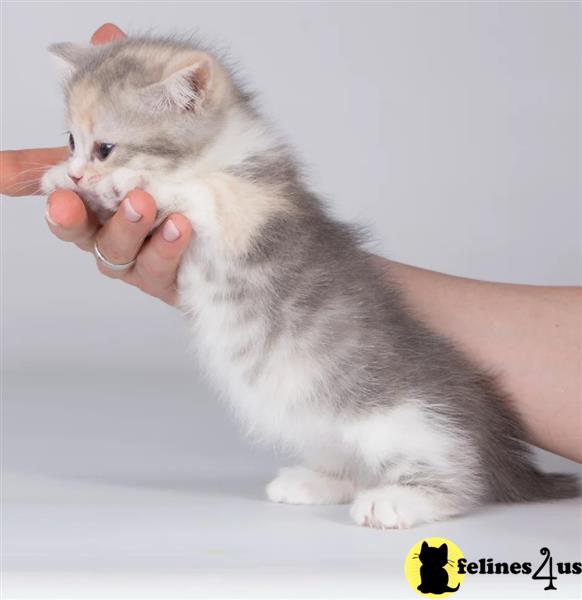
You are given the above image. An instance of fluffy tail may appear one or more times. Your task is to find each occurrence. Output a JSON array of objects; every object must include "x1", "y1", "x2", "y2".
[
  {"x1": 493, "y1": 462, "x2": 581, "y2": 504},
  {"x1": 529, "y1": 471, "x2": 580, "y2": 502}
]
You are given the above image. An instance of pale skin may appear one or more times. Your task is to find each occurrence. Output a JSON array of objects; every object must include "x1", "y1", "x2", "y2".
[{"x1": 2, "y1": 24, "x2": 580, "y2": 463}]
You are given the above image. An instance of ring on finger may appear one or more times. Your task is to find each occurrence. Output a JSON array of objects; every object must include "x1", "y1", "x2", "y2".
[{"x1": 93, "y1": 239, "x2": 137, "y2": 272}]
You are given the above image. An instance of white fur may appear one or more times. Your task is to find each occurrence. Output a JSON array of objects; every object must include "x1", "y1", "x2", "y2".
[
  {"x1": 41, "y1": 161, "x2": 75, "y2": 194},
  {"x1": 266, "y1": 466, "x2": 355, "y2": 505},
  {"x1": 350, "y1": 485, "x2": 460, "y2": 529},
  {"x1": 95, "y1": 168, "x2": 143, "y2": 211},
  {"x1": 342, "y1": 404, "x2": 462, "y2": 478},
  {"x1": 41, "y1": 162, "x2": 143, "y2": 217},
  {"x1": 192, "y1": 107, "x2": 283, "y2": 177}
]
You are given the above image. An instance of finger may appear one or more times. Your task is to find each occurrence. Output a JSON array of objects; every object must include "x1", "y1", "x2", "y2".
[
  {"x1": 125, "y1": 214, "x2": 193, "y2": 305},
  {"x1": 91, "y1": 23, "x2": 125, "y2": 45},
  {"x1": 0, "y1": 147, "x2": 68, "y2": 196},
  {"x1": 94, "y1": 189, "x2": 157, "y2": 278},
  {"x1": 46, "y1": 189, "x2": 99, "y2": 250}
]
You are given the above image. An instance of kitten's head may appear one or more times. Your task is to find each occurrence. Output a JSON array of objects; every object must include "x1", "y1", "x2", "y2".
[{"x1": 42, "y1": 37, "x2": 244, "y2": 217}]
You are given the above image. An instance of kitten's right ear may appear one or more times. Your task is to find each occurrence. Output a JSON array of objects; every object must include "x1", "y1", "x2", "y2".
[
  {"x1": 48, "y1": 42, "x2": 92, "y2": 76},
  {"x1": 140, "y1": 51, "x2": 226, "y2": 114}
]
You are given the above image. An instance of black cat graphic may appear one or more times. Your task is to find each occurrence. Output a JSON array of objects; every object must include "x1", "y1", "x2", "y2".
[{"x1": 417, "y1": 541, "x2": 460, "y2": 594}]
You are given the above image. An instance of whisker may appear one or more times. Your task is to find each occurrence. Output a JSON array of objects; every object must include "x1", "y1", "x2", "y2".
[
  {"x1": 4, "y1": 179, "x2": 45, "y2": 194},
  {"x1": 6, "y1": 173, "x2": 47, "y2": 182},
  {"x1": 3, "y1": 165, "x2": 49, "y2": 175},
  {"x1": 15, "y1": 161, "x2": 56, "y2": 167},
  {"x1": 5, "y1": 164, "x2": 48, "y2": 173},
  {"x1": 24, "y1": 184, "x2": 43, "y2": 196},
  {"x1": 5, "y1": 178, "x2": 44, "y2": 190},
  {"x1": 3, "y1": 169, "x2": 48, "y2": 184}
]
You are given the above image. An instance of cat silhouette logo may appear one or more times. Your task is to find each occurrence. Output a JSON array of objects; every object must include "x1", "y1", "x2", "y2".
[{"x1": 404, "y1": 537, "x2": 466, "y2": 597}]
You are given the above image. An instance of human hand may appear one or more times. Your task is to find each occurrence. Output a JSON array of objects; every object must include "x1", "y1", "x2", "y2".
[{"x1": 0, "y1": 23, "x2": 193, "y2": 306}]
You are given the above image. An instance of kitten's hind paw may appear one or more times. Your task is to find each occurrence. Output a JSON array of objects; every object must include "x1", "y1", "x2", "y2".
[
  {"x1": 266, "y1": 466, "x2": 355, "y2": 505},
  {"x1": 350, "y1": 485, "x2": 459, "y2": 529}
]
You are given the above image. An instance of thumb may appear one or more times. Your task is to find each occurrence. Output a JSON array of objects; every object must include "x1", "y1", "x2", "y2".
[{"x1": 91, "y1": 23, "x2": 126, "y2": 45}]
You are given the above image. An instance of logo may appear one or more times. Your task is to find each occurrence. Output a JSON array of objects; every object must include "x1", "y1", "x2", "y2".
[
  {"x1": 405, "y1": 538, "x2": 581, "y2": 595},
  {"x1": 404, "y1": 537, "x2": 465, "y2": 597}
]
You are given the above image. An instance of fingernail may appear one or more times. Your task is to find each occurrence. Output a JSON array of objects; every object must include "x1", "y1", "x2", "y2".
[
  {"x1": 162, "y1": 218, "x2": 180, "y2": 242},
  {"x1": 45, "y1": 204, "x2": 60, "y2": 226},
  {"x1": 123, "y1": 197, "x2": 142, "y2": 222}
]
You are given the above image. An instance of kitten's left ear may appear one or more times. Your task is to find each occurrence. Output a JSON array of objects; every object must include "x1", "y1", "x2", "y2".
[
  {"x1": 48, "y1": 42, "x2": 94, "y2": 75},
  {"x1": 142, "y1": 51, "x2": 221, "y2": 113}
]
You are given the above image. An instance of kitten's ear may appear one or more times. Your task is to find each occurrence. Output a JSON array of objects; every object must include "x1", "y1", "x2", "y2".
[
  {"x1": 141, "y1": 51, "x2": 217, "y2": 113},
  {"x1": 48, "y1": 42, "x2": 93, "y2": 76},
  {"x1": 439, "y1": 544, "x2": 448, "y2": 553},
  {"x1": 421, "y1": 541, "x2": 429, "y2": 551}
]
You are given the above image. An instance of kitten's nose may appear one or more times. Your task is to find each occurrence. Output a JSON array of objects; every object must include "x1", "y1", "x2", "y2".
[{"x1": 69, "y1": 174, "x2": 82, "y2": 185}]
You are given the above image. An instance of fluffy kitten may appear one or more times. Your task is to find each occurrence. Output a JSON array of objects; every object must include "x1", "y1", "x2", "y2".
[{"x1": 42, "y1": 35, "x2": 579, "y2": 529}]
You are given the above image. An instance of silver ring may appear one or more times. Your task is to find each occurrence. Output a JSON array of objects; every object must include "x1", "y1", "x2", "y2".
[{"x1": 93, "y1": 239, "x2": 136, "y2": 272}]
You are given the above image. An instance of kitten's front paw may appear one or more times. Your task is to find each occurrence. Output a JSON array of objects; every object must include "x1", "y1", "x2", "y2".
[
  {"x1": 266, "y1": 466, "x2": 355, "y2": 505},
  {"x1": 40, "y1": 163, "x2": 74, "y2": 195},
  {"x1": 95, "y1": 168, "x2": 143, "y2": 211},
  {"x1": 350, "y1": 486, "x2": 457, "y2": 529}
]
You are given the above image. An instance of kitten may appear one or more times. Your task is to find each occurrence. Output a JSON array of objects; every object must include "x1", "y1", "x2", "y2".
[{"x1": 41, "y1": 35, "x2": 579, "y2": 529}]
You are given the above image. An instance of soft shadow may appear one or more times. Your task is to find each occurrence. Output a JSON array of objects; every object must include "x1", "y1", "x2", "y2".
[{"x1": 20, "y1": 469, "x2": 270, "y2": 503}]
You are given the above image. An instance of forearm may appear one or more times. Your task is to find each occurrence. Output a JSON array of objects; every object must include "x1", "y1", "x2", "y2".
[{"x1": 378, "y1": 258, "x2": 582, "y2": 462}]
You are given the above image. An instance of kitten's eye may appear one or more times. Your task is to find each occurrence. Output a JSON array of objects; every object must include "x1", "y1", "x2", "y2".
[
  {"x1": 68, "y1": 133, "x2": 75, "y2": 152},
  {"x1": 94, "y1": 143, "x2": 115, "y2": 161}
]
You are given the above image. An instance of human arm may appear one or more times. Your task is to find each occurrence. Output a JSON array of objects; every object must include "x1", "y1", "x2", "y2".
[{"x1": 382, "y1": 259, "x2": 582, "y2": 463}]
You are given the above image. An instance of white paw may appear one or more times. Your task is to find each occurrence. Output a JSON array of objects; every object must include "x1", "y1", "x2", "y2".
[
  {"x1": 40, "y1": 163, "x2": 73, "y2": 195},
  {"x1": 95, "y1": 168, "x2": 143, "y2": 211},
  {"x1": 350, "y1": 486, "x2": 454, "y2": 529},
  {"x1": 266, "y1": 466, "x2": 355, "y2": 505}
]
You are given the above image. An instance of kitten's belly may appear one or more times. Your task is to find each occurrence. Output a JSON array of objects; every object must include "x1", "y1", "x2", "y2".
[
  {"x1": 196, "y1": 304, "x2": 329, "y2": 447},
  {"x1": 179, "y1": 260, "x2": 339, "y2": 452},
  {"x1": 178, "y1": 260, "x2": 460, "y2": 484}
]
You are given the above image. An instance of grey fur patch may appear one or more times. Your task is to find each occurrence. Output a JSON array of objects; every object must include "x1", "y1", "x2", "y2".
[
  {"x1": 227, "y1": 147, "x2": 303, "y2": 190},
  {"x1": 124, "y1": 139, "x2": 187, "y2": 160}
]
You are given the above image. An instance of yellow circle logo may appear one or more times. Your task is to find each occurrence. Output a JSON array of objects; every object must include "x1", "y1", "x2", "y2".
[{"x1": 404, "y1": 537, "x2": 466, "y2": 597}]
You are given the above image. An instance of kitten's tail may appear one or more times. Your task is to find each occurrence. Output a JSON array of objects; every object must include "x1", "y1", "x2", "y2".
[{"x1": 528, "y1": 470, "x2": 580, "y2": 501}]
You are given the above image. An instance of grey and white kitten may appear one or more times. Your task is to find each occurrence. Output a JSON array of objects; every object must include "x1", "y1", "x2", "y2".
[{"x1": 42, "y1": 35, "x2": 579, "y2": 529}]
